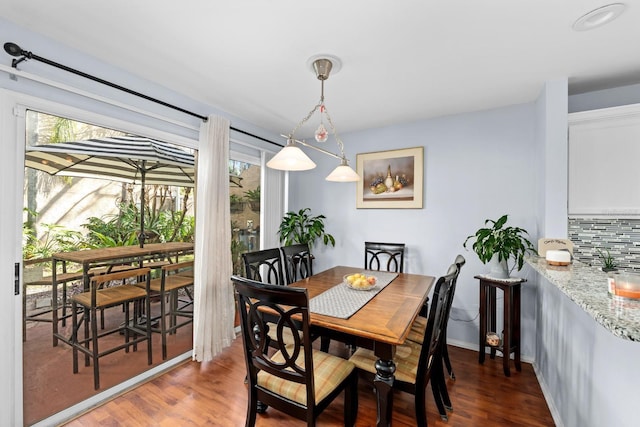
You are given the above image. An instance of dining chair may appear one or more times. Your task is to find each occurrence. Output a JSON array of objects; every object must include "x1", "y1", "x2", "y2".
[
  {"x1": 71, "y1": 267, "x2": 152, "y2": 390},
  {"x1": 349, "y1": 264, "x2": 458, "y2": 426},
  {"x1": 242, "y1": 248, "x2": 286, "y2": 286},
  {"x1": 136, "y1": 260, "x2": 194, "y2": 360},
  {"x1": 408, "y1": 254, "x2": 465, "y2": 380},
  {"x1": 364, "y1": 241, "x2": 406, "y2": 273},
  {"x1": 280, "y1": 243, "x2": 313, "y2": 284},
  {"x1": 232, "y1": 275, "x2": 358, "y2": 426}
]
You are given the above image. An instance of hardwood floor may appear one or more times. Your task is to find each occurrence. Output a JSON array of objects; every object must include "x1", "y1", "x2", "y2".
[{"x1": 63, "y1": 337, "x2": 555, "y2": 426}]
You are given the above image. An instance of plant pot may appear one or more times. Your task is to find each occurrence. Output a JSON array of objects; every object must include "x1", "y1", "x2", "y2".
[
  {"x1": 249, "y1": 201, "x2": 260, "y2": 212},
  {"x1": 488, "y1": 254, "x2": 509, "y2": 279}
]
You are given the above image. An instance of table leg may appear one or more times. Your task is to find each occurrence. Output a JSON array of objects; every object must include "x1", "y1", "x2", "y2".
[
  {"x1": 489, "y1": 286, "x2": 497, "y2": 359},
  {"x1": 514, "y1": 284, "x2": 522, "y2": 372},
  {"x1": 52, "y1": 260, "x2": 59, "y2": 347},
  {"x1": 503, "y1": 287, "x2": 512, "y2": 377},
  {"x1": 478, "y1": 281, "x2": 487, "y2": 364},
  {"x1": 374, "y1": 358, "x2": 396, "y2": 427}
]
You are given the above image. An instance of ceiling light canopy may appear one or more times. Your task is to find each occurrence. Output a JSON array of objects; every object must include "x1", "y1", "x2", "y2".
[
  {"x1": 573, "y1": 3, "x2": 626, "y2": 31},
  {"x1": 266, "y1": 56, "x2": 360, "y2": 183}
]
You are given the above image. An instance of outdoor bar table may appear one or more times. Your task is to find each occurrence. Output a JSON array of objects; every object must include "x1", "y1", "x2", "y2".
[
  {"x1": 291, "y1": 265, "x2": 435, "y2": 427},
  {"x1": 51, "y1": 242, "x2": 194, "y2": 346}
]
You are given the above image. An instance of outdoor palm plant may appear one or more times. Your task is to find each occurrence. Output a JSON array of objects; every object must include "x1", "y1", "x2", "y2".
[{"x1": 277, "y1": 208, "x2": 335, "y2": 248}]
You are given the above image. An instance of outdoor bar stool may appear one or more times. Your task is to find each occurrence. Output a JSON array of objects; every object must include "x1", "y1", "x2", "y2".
[
  {"x1": 22, "y1": 257, "x2": 84, "y2": 341},
  {"x1": 136, "y1": 260, "x2": 194, "y2": 360},
  {"x1": 71, "y1": 267, "x2": 152, "y2": 390}
]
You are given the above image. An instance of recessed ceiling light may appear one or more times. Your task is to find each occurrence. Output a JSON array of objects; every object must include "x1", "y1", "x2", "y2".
[{"x1": 573, "y1": 3, "x2": 627, "y2": 31}]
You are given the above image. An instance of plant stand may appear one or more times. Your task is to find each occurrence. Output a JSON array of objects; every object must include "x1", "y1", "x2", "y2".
[{"x1": 476, "y1": 275, "x2": 525, "y2": 377}]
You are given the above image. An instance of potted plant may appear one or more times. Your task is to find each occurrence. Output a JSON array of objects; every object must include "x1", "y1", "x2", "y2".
[
  {"x1": 244, "y1": 186, "x2": 260, "y2": 212},
  {"x1": 596, "y1": 248, "x2": 618, "y2": 272},
  {"x1": 230, "y1": 194, "x2": 244, "y2": 213},
  {"x1": 463, "y1": 214, "x2": 536, "y2": 279},
  {"x1": 277, "y1": 208, "x2": 335, "y2": 249}
]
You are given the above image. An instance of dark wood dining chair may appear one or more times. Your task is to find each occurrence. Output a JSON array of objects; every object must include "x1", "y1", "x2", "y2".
[
  {"x1": 349, "y1": 264, "x2": 457, "y2": 426},
  {"x1": 136, "y1": 260, "x2": 194, "y2": 360},
  {"x1": 242, "y1": 248, "x2": 286, "y2": 286},
  {"x1": 280, "y1": 243, "x2": 313, "y2": 284},
  {"x1": 71, "y1": 267, "x2": 152, "y2": 390},
  {"x1": 232, "y1": 275, "x2": 358, "y2": 426},
  {"x1": 364, "y1": 241, "x2": 406, "y2": 273},
  {"x1": 408, "y1": 255, "x2": 465, "y2": 380}
]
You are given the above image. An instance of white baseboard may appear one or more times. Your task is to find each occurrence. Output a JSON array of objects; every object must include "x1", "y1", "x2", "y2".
[{"x1": 532, "y1": 362, "x2": 564, "y2": 427}]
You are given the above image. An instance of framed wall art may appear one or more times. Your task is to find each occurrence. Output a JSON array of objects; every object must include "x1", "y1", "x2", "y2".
[{"x1": 356, "y1": 146, "x2": 423, "y2": 209}]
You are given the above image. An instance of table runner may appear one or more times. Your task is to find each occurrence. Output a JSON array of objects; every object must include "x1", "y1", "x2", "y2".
[{"x1": 309, "y1": 270, "x2": 398, "y2": 319}]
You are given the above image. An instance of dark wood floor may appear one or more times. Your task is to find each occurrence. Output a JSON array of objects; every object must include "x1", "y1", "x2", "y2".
[{"x1": 63, "y1": 337, "x2": 555, "y2": 426}]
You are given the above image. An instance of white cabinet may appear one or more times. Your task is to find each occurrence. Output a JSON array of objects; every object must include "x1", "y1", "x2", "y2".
[{"x1": 569, "y1": 103, "x2": 640, "y2": 216}]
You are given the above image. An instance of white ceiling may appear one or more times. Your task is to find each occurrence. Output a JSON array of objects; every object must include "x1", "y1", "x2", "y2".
[{"x1": 2, "y1": 1, "x2": 640, "y2": 138}]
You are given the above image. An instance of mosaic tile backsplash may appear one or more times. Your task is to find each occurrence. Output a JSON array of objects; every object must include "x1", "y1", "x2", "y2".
[{"x1": 569, "y1": 217, "x2": 640, "y2": 272}]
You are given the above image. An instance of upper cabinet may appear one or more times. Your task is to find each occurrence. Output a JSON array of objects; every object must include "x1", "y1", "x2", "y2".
[{"x1": 569, "y1": 103, "x2": 640, "y2": 216}]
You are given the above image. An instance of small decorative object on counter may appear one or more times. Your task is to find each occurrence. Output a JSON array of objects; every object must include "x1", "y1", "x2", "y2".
[
  {"x1": 608, "y1": 273, "x2": 640, "y2": 300},
  {"x1": 545, "y1": 249, "x2": 571, "y2": 266}
]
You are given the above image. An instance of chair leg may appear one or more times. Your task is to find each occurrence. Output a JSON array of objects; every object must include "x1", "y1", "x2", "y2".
[
  {"x1": 320, "y1": 336, "x2": 331, "y2": 352},
  {"x1": 91, "y1": 307, "x2": 100, "y2": 390},
  {"x1": 415, "y1": 386, "x2": 428, "y2": 427},
  {"x1": 161, "y1": 289, "x2": 168, "y2": 360},
  {"x1": 344, "y1": 371, "x2": 358, "y2": 427},
  {"x1": 443, "y1": 343, "x2": 455, "y2": 380}
]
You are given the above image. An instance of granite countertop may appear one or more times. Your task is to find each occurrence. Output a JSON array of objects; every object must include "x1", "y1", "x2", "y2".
[{"x1": 526, "y1": 256, "x2": 640, "y2": 342}]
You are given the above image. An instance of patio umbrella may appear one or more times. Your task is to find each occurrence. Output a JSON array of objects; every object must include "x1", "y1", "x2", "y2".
[{"x1": 25, "y1": 135, "x2": 242, "y2": 247}]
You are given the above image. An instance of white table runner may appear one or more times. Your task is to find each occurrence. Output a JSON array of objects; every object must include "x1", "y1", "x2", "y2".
[{"x1": 309, "y1": 270, "x2": 398, "y2": 319}]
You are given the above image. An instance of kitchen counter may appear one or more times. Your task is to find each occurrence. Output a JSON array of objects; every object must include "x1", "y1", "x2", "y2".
[{"x1": 526, "y1": 256, "x2": 640, "y2": 341}]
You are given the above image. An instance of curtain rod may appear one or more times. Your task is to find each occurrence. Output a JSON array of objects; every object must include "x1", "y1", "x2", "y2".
[{"x1": 3, "y1": 41, "x2": 282, "y2": 148}]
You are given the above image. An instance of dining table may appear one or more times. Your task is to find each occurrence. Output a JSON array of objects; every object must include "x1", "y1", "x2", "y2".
[
  {"x1": 50, "y1": 242, "x2": 194, "y2": 347},
  {"x1": 291, "y1": 265, "x2": 435, "y2": 427}
]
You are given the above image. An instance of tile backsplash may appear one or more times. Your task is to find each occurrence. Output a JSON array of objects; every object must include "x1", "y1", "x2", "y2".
[{"x1": 568, "y1": 217, "x2": 640, "y2": 272}]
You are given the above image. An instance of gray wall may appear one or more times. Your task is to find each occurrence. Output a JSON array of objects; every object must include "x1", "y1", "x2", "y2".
[{"x1": 287, "y1": 102, "x2": 541, "y2": 355}]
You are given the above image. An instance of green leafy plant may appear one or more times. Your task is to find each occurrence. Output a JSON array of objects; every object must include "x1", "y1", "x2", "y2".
[
  {"x1": 244, "y1": 186, "x2": 260, "y2": 202},
  {"x1": 244, "y1": 186, "x2": 260, "y2": 211},
  {"x1": 277, "y1": 208, "x2": 335, "y2": 248},
  {"x1": 463, "y1": 214, "x2": 536, "y2": 276},
  {"x1": 596, "y1": 248, "x2": 617, "y2": 271}
]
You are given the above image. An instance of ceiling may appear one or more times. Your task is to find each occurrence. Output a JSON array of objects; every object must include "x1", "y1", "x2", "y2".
[{"x1": 2, "y1": 1, "x2": 640, "y2": 138}]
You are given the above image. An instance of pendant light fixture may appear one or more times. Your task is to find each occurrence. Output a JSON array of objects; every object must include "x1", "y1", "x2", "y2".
[{"x1": 267, "y1": 56, "x2": 360, "y2": 182}]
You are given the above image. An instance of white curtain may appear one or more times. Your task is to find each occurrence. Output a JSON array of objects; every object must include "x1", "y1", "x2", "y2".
[
  {"x1": 261, "y1": 151, "x2": 286, "y2": 249},
  {"x1": 192, "y1": 115, "x2": 236, "y2": 362}
]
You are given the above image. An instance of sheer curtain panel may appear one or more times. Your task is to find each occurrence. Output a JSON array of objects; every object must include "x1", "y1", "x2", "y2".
[{"x1": 192, "y1": 115, "x2": 236, "y2": 362}]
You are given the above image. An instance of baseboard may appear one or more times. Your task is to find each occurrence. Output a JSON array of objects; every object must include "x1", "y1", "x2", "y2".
[{"x1": 532, "y1": 361, "x2": 564, "y2": 427}]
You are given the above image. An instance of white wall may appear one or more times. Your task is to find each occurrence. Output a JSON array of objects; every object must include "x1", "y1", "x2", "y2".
[{"x1": 287, "y1": 102, "x2": 540, "y2": 355}]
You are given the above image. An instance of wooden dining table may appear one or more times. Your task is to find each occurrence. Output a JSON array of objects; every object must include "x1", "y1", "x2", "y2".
[
  {"x1": 291, "y1": 265, "x2": 435, "y2": 427},
  {"x1": 50, "y1": 242, "x2": 194, "y2": 347}
]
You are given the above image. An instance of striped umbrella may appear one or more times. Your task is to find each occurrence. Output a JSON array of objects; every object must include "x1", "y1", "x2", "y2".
[{"x1": 25, "y1": 135, "x2": 241, "y2": 246}]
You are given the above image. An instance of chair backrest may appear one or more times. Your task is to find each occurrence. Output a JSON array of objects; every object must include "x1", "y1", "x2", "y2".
[
  {"x1": 232, "y1": 275, "x2": 316, "y2": 407},
  {"x1": 242, "y1": 248, "x2": 286, "y2": 286},
  {"x1": 415, "y1": 264, "x2": 458, "y2": 384},
  {"x1": 364, "y1": 241, "x2": 406, "y2": 273},
  {"x1": 443, "y1": 254, "x2": 465, "y2": 331},
  {"x1": 280, "y1": 243, "x2": 313, "y2": 284}
]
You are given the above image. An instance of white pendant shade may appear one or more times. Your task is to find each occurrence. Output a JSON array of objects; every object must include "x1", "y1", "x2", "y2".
[
  {"x1": 267, "y1": 145, "x2": 316, "y2": 171},
  {"x1": 325, "y1": 164, "x2": 360, "y2": 182}
]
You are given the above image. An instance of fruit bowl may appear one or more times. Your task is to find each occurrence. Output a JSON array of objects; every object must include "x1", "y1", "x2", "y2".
[{"x1": 343, "y1": 273, "x2": 377, "y2": 291}]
